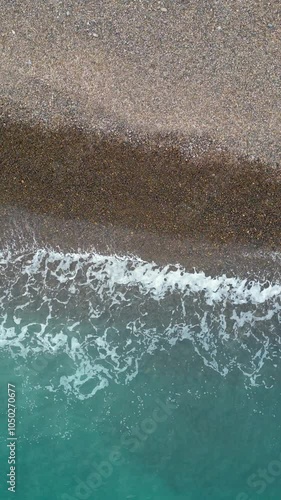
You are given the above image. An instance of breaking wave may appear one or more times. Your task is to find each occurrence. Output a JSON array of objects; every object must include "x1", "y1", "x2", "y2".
[{"x1": 0, "y1": 248, "x2": 280, "y2": 399}]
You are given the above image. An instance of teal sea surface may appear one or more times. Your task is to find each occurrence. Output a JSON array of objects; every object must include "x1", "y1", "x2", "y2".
[{"x1": 0, "y1": 248, "x2": 281, "y2": 500}]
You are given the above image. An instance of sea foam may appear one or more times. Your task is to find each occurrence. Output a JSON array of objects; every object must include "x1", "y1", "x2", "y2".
[{"x1": 0, "y1": 248, "x2": 280, "y2": 399}]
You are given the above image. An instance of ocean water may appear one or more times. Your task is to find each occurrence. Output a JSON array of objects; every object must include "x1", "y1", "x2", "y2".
[{"x1": 0, "y1": 248, "x2": 281, "y2": 500}]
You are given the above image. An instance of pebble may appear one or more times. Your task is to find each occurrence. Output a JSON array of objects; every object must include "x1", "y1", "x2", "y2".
[{"x1": 160, "y1": 7, "x2": 167, "y2": 12}]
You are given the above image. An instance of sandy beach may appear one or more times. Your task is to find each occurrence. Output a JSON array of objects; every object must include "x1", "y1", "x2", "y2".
[{"x1": 1, "y1": 0, "x2": 280, "y2": 274}]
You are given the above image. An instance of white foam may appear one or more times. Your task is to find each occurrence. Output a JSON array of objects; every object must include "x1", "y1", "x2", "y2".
[
  {"x1": 0, "y1": 248, "x2": 280, "y2": 399},
  {"x1": 2, "y1": 248, "x2": 280, "y2": 302}
]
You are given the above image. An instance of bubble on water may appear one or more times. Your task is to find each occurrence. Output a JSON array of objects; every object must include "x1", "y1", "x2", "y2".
[{"x1": 0, "y1": 248, "x2": 280, "y2": 399}]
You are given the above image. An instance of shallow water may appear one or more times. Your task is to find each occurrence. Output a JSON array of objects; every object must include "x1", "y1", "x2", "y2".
[{"x1": 0, "y1": 248, "x2": 280, "y2": 499}]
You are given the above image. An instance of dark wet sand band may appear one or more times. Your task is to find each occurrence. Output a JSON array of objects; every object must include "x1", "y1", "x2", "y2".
[
  {"x1": 1, "y1": 119, "x2": 280, "y2": 281},
  {"x1": 1, "y1": 0, "x2": 280, "y2": 278},
  {"x1": 1, "y1": 119, "x2": 280, "y2": 247}
]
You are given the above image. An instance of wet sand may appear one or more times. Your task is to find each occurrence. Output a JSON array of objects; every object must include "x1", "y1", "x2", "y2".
[
  {"x1": 1, "y1": 121, "x2": 281, "y2": 247},
  {"x1": 1, "y1": 204, "x2": 280, "y2": 282},
  {"x1": 1, "y1": 0, "x2": 280, "y2": 277}
]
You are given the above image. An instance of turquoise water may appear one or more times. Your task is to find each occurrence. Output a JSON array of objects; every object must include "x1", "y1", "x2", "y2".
[{"x1": 0, "y1": 249, "x2": 281, "y2": 499}]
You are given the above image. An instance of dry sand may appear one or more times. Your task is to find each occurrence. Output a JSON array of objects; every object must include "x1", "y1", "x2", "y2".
[{"x1": 1, "y1": 0, "x2": 280, "y2": 275}]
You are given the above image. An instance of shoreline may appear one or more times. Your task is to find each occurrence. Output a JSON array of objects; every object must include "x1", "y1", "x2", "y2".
[
  {"x1": 1, "y1": 0, "x2": 280, "y2": 279},
  {"x1": 1, "y1": 205, "x2": 280, "y2": 282},
  {"x1": 1, "y1": 119, "x2": 280, "y2": 250}
]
